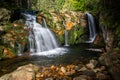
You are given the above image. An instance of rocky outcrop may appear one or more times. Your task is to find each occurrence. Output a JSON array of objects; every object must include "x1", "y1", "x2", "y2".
[
  {"x1": 43, "y1": 11, "x2": 86, "y2": 44},
  {"x1": 0, "y1": 59, "x2": 112, "y2": 80},
  {"x1": 0, "y1": 64, "x2": 39, "y2": 80},
  {"x1": 0, "y1": 8, "x2": 11, "y2": 25},
  {"x1": 99, "y1": 50, "x2": 120, "y2": 80}
]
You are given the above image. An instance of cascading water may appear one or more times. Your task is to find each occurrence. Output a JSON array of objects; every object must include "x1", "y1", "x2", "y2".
[
  {"x1": 22, "y1": 12, "x2": 59, "y2": 54},
  {"x1": 64, "y1": 30, "x2": 69, "y2": 46},
  {"x1": 85, "y1": 12, "x2": 97, "y2": 43},
  {"x1": 62, "y1": 20, "x2": 69, "y2": 46},
  {"x1": 33, "y1": 18, "x2": 58, "y2": 52}
]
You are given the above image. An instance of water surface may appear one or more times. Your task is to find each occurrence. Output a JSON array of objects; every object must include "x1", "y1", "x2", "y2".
[{"x1": 0, "y1": 43, "x2": 101, "y2": 77}]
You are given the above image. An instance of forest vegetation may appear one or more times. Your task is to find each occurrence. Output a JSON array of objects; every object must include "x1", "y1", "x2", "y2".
[{"x1": 0, "y1": 0, "x2": 119, "y2": 65}]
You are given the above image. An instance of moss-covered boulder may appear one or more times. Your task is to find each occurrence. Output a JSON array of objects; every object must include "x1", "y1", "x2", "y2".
[
  {"x1": 0, "y1": 8, "x2": 11, "y2": 25},
  {"x1": 40, "y1": 11, "x2": 87, "y2": 45}
]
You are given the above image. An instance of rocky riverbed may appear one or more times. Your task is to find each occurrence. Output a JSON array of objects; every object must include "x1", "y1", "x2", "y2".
[{"x1": 0, "y1": 59, "x2": 112, "y2": 80}]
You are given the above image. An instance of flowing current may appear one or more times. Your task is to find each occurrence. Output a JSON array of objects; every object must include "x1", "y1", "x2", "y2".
[
  {"x1": 85, "y1": 12, "x2": 97, "y2": 43},
  {"x1": 23, "y1": 13, "x2": 59, "y2": 54}
]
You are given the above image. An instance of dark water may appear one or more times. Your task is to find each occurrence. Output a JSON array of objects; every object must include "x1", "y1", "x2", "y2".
[{"x1": 0, "y1": 43, "x2": 101, "y2": 77}]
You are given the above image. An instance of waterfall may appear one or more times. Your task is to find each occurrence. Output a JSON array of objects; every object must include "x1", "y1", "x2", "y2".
[
  {"x1": 85, "y1": 12, "x2": 97, "y2": 43},
  {"x1": 22, "y1": 12, "x2": 58, "y2": 53},
  {"x1": 64, "y1": 30, "x2": 69, "y2": 46},
  {"x1": 62, "y1": 20, "x2": 69, "y2": 46}
]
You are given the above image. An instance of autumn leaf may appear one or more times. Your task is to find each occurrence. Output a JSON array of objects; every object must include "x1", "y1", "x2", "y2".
[
  {"x1": 66, "y1": 21, "x2": 76, "y2": 30},
  {"x1": 58, "y1": 30, "x2": 64, "y2": 35}
]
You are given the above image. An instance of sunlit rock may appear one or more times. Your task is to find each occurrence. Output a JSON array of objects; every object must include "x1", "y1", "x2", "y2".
[
  {"x1": 60, "y1": 67, "x2": 67, "y2": 73},
  {"x1": 65, "y1": 70, "x2": 76, "y2": 76},
  {"x1": 0, "y1": 64, "x2": 39, "y2": 80},
  {"x1": 86, "y1": 59, "x2": 98, "y2": 69},
  {"x1": 79, "y1": 67, "x2": 88, "y2": 71}
]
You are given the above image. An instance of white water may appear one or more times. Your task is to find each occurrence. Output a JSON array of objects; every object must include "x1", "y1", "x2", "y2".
[
  {"x1": 62, "y1": 20, "x2": 69, "y2": 46},
  {"x1": 33, "y1": 22, "x2": 58, "y2": 52},
  {"x1": 23, "y1": 13, "x2": 59, "y2": 54},
  {"x1": 64, "y1": 30, "x2": 69, "y2": 46},
  {"x1": 85, "y1": 12, "x2": 96, "y2": 43},
  {"x1": 30, "y1": 47, "x2": 68, "y2": 57}
]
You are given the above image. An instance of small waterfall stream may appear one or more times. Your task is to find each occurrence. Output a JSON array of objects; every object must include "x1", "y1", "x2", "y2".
[
  {"x1": 85, "y1": 12, "x2": 97, "y2": 43},
  {"x1": 22, "y1": 12, "x2": 59, "y2": 54},
  {"x1": 62, "y1": 20, "x2": 69, "y2": 46},
  {"x1": 64, "y1": 30, "x2": 69, "y2": 46}
]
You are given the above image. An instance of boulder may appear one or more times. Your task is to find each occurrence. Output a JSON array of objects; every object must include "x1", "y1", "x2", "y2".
[
  {"x1": 86, "y1": 59, "x2": 98, "y2": 69},
  {"x1": 0, "y1": 8, "x2": 11, "y2": 25},
  {"x1": 0, "y1": 64, "x2": 39, "y2": 80}
]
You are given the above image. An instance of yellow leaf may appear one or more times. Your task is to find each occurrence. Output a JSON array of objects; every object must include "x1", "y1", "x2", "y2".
[{"x1": 66, "y1": 21, "x2": 75, "y2": 30}]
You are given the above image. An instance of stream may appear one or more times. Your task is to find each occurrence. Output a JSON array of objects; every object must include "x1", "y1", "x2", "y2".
[{"x1": 0, "y1": 43, "x2": 101, "y2": 77}]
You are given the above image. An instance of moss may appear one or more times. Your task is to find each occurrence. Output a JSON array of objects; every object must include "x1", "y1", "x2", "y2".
[{"x1": 68, "y1": 24, "x2": 84, "y2": 45}]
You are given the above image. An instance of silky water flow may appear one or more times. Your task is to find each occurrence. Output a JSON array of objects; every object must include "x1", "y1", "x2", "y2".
[
  {"x1": 22, "y1": 13, "x2": 64, "y2": 56},
  {"x1": 85, "y1": 12, "x2": 97, "y2": 43}
]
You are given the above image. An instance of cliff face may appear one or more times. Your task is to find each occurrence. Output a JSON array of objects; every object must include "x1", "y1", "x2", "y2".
[
  {"x1": 97, "y1": 0, "x2": 120, "y2": 52},
  {"x1": 43, "y1": 11, "x2": 86, "y2": 45}
]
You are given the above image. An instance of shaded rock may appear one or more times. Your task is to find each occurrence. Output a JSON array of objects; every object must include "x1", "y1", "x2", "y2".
[
  {"x1": 93, "y1": 68, "x2": 101, "y2": 73},
  {"x1": 79, "y1": 67, "x2": 87, "y2": 71},
  {"x1": 96, "y1": 72, "x2": 111, "y2": 80},
  {"x1": 0, "y1": 8, "x2": 11, "y2": 25},
  {"x1": 99, "y1": 50, "x2": 120, "y2": 80},
  {"x1": 82, "y1": 70, "x2": 96, "y2": 77},
  {"x1": 73, "y1": 75, "x2": 92, "y2": 80},
  {"x1": 74, "y1": 66, "x2": 80, "y2": 71},
  {"x1": 45, "y1": 77, "x2": 54, "y2": 80},
  {"x1": 93, "y1": 66, "x2": 106, "y2": 73}
]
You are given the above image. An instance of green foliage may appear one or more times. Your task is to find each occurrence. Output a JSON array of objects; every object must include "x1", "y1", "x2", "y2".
[
  {"x1": 54, "y1": 0, "x2": 65, "y2": 10},
  {"x1": 0, "y1": 20, "x2": 28, "y2": 58},
  {"x1": 37, "y1": 0, "x2": 55, "y2": 12},
  {"x1": 69, "y1": 24, "x2": 84, "y2": 44},
  {"x1": 84, "y1": 0, "x2": 99, "y2": 11},
  {"x1": 62, "y1": 0, "x2": 99, "y2": 12}
]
